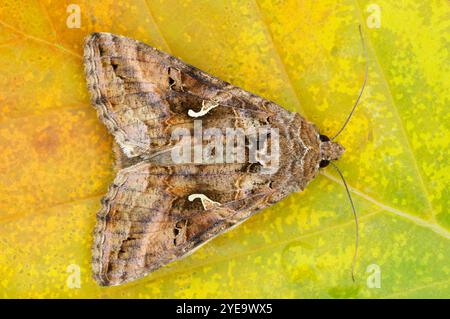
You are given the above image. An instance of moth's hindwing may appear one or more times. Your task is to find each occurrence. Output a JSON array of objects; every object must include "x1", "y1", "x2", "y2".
[{"x1": 93, "y1": 162, "x2": 278, "y2": 286}]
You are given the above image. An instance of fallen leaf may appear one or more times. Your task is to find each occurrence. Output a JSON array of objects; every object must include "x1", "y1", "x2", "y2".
[{"x1": 0, "y1": 0, "x2": 448, "y2": 298}]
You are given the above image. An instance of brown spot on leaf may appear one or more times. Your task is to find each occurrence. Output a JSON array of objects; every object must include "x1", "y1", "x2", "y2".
[{"x1": 33, "y1": 126, "x2": 60, "y2": 156}]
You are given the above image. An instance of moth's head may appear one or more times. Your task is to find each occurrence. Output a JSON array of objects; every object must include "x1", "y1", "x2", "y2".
[{"x1": 319, "y1": 134, "x2": 345, "y2": 167}]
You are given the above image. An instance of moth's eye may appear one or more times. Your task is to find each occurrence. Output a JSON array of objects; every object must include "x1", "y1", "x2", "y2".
[
  {"x1": 320, "y1": 134, "x2": 330, "y2": 142},
  {"x1": 319, "y1": 160, "x2": 330, "y2": 168}
]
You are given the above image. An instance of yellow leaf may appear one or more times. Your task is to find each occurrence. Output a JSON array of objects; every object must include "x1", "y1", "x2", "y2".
[{"x1": 0, "y1": 0, "x2": 448, "y2": 298}]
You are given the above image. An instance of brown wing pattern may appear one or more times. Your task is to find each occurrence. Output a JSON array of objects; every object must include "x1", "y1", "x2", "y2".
[
  {"x1": 84, "y1": 33, "x2": 294, "y2": 158},
  {"x1": 85, "y1": 33, "x2": 322, "y2": 286},
  {"x1": 93, "y1": 162, "x2": 279, "y2": 286}
]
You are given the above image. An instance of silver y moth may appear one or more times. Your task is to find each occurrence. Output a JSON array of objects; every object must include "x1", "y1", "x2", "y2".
[{"x1": 84, "y1": 33, "x2": 348, "y2": 286}]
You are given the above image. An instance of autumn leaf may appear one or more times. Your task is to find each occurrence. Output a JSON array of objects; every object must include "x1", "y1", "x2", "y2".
[{"x1": 0, "y1": 0, "x2": 448, "y2": 298}]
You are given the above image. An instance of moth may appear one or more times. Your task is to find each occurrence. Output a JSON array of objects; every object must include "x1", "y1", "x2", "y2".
[{"x1": 84, "y1": 30, "x2": 366, "y2": 286}]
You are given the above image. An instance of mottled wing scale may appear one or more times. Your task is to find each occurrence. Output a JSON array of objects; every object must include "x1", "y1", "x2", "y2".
[
  {"x1": 84, "y1": 33, "x2": 322, "y2": 286},
  {"x1": 84, "y1": 33, "x2": 290, "y2": 158},
  {"x1": 93, "y1": 162, "x2": 276, "y2": 286}
]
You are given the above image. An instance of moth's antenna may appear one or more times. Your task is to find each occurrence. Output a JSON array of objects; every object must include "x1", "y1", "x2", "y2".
[
  {"x1": 330, "y1": 162, "x2": 359, "y2": 282},
  {"x1": 331, "y1": 24, "x2": 368, "y2": 141}
]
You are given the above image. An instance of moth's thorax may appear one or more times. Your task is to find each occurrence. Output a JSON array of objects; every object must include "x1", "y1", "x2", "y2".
[{"x1": 320, "y1": 141, "x2": 345, "y2": 161}]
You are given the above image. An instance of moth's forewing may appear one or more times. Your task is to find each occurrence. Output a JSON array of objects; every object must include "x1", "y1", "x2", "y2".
[
  {"x1": 84, "y1": 33, "x2": 305, "y2": 157},
  {"x1": 84, "y1": 33, "x2": 322, "y2": 286}
]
